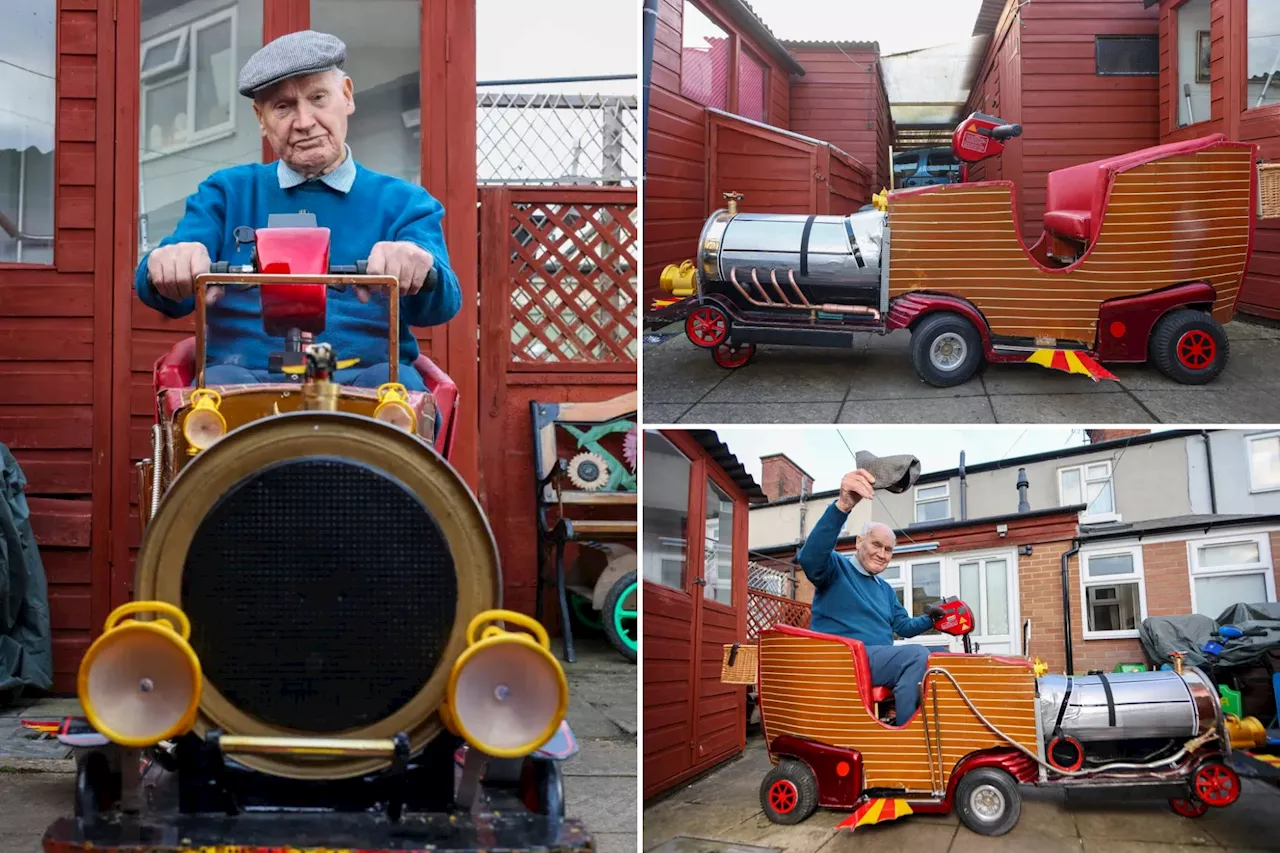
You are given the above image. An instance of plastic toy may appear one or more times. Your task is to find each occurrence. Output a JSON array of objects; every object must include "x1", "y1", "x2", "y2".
[
  {"x1": 724, "y1": 598, "x2": 1276, "y2": 837},
  {"x1": 38, "y1": 217, "x2": 591, "y2": 853},
  {"x1": 659, "y1": 111, "x2": 1273, "y2": 387}
]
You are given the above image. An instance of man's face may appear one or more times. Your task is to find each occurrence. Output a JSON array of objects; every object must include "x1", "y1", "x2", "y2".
[
  {"x1": 253, "y1": 71, "x2": 354, "y2": 177},
  {"x1": 856, "y1": 526, "x2": 896, "y2": 573}
]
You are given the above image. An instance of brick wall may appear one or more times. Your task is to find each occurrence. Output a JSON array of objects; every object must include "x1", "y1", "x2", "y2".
[
  {"x1": 760, "y1": 454, "x2": 815, "y2": 503},
  {"x1": 1086, "y1": 429, "x2": 1151, "y2": 444}
]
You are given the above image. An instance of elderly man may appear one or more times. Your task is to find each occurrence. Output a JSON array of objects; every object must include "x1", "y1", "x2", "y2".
[
  {"x1": 134, "y1": 30, "x2": 459, "y2": 391},
  {"x1": 798, "y1": 468, "x2": 943, "y2": 724}
]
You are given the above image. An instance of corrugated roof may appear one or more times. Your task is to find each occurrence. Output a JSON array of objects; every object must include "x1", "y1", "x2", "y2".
[
  {"x1": 780, "y1": 40, "x2": 880, "y2": 52},
  {"x1": 687, "y1": 429, "x2": 769, "y2": 504},
  {"x1": 972, "y1": 0, "x2": 1009, "y2": 35},
  {"x1": 719, "y1": 0, "x2": 807, "y2": 76}
]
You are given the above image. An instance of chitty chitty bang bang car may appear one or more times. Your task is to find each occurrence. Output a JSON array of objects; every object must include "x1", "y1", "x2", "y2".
[
  {"x1": 36, "y1": 219, "x2": 592, "y2": 853},
  {"x1": 720, "y1": 598, "x2": 1280, "y2": 838},
  {"x1": 659, "y1": 112, "x2": 1280, "y2": 385}
]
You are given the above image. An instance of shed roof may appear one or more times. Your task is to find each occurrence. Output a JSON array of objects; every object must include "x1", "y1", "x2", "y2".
[
  {"x1": 719, "y1": 0, "x2": 807, "y2": 76},
  {"x1": 688, "y1": 429, "x2": 770, "y2": 504},
  {"x1": 882, "y1": 35, "x2": 990, "y2": 135}
]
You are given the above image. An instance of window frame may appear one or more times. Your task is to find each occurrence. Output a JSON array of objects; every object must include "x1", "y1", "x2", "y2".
[
  {"x1": 0, "y1": 5, "x2": 57, "y2": 269},
  {"x1": 140, "y1": 6, "x2": 239, "y2": 163},
  {"x1": 641, "y1": 429, "x2": 696, "y2": 594},
  {"x1": 679, "y1": 0, "x2": 774, "y2": 124},
  {"x1": 702, "y1": 474, "x2": 735, "y2": 605},
  {"x1": 1246, "y1": 431, "x2": 1280, "y2": 494},
  {"x1": 914, "y1": 482, "x2": 951, "y2": 524},
  {"x1": 1058, "y1": 460, "x2": 1120, "y2": 523},
  {"x1": 1243, "y1": 0, "x2": 1280, "y2": 117},
  {"x1": 1079, "y1": 544, "x2": 1147, "y2": 640},
  {"x1": 1171, "y1": 0, "x2": 1214, "y2": 132},
  {"x1": 1094, "y1": 34, "x2": 1159, "y2": 77},
  {"x1": 1186, "y1": 531, "x2": 1276, "y2": 616}
]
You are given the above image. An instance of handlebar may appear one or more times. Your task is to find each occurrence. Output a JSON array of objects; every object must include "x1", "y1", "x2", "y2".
[
  {"x1": 990, "y1": 124, "x2": 1022, "y2": 141},
  {"x1": 206, "y1": 259, "x2": 437, "y2": 291}
]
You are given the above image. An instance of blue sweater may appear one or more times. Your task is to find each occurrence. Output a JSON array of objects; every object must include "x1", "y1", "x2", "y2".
[
  {"x1": 134, "y1": 161, "x2": 461, "y2": 371},
  {"x1": 797, "y1": 502, "x2": 933, "y2": 646}
]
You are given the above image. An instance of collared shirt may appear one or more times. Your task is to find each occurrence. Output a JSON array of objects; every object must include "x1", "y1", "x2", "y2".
[
  {"x1": 277, "y1": 143, "x2": 356, "y2": 193},
  {"x1": 849, "y1": 551, "x2": 872, "y2": 577}
]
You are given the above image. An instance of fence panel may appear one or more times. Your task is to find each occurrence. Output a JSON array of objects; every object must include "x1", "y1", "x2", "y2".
[{"x1": 747, "y1": 589, "x2": 811, "y2": 640}]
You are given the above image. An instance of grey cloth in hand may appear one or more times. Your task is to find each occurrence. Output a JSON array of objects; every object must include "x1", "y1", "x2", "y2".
[{"x1": 855, "y1": 451, "x2": 921, "y2": 494}]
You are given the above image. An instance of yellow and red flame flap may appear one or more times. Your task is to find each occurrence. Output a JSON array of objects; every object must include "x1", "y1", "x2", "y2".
[
  {"x1": 835, "y1": 798, "x2": 914, "y2": 832},
  {"x1": 1025, "y1": 349, "x2": 1118, "y2": 382}
]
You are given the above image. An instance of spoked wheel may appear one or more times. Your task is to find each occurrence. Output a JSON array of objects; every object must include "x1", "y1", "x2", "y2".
[
  {"x1": 1192, "y1": 760, "x2": 1241, "y2": 808},
  {"x1": 602, "y1": 571, "x2": 637, "y2": 663},
  {"x1": 1169, "y1": 797, "x2": 1210, "y2": 818},
  {"x1": 711, "y1": 342, "x2": 756, "y2": 369},
  {"x1": 954, "y1": 767, "x2": 1021, "y2": 836},
  {"x1": 568, "y1": 591, "x2": 603, "y2": 631},
  {"x1": 685, "y1": 305, "x2": 730, "y2": 348},
  {"x1": 760, "y1": 759, "x2": 819, "y2": 825},
  {"x1": 1149, "y1": 308, "x2": 1229, "y2": 384}
]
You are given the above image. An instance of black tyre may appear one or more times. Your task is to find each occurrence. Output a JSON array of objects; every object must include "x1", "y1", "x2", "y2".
[
  {"x1": 760, "y1": 759, "x2": 819, "y2": 825},
  {"x1": 1149, "y1": 308, "x2": 1229, "y2": 384},
  {"x1": 602, "y1": 570, "x2": 637, "y2": 663},
  {"x1": 518, "y1": 756, "x2": 565, "y2": 818},
  {"x1": 910, "y1": 312, "x2": 984, "y2": 387},
  {"x1": 954, "y1": 767, "x2": 1021, "y2": 836}
]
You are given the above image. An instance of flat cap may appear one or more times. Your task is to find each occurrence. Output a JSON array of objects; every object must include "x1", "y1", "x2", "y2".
[
  {"x1": 237, "y1": 30, "x2": 346, "y2": 97},
  {"x1": 855, "y1": 450, "x2": 921, "y2": 494}
]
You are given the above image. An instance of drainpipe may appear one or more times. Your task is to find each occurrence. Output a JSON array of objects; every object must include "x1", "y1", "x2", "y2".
[
  {"x1": 1201, "y1": 429, "x2": 1218, "y2": 514},
  {"x1": 642, "y1": 0, "x2": 658, "y2": 174},
  {"x1": 1061, "y1": 540, "x2": 1080, "y2": 675},
  {"x1": 959, "y1": 450, "x2": 968, "y2": 521}
]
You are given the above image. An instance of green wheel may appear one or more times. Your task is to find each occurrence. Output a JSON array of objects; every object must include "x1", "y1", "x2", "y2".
[
  {"x1": 569, "y1": 591, "x2": 604, "y2": 631},
  {"x1": 603, "y1": 571, "x2": 637, "y2": 663}
]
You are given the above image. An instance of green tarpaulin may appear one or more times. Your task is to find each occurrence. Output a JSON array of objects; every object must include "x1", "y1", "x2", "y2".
[{"x1": 0, "y1": 443, "x2": 53, "y2": 704}]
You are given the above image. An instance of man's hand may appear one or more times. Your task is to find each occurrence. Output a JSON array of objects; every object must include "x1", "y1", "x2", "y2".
[
  {"x1": 147, "y1": 242, "x2": 219, "y2": 304},
  {"x1": 362, "y1": 241, "x2": 435, "y2": 303},
  {"x1": 924, "y1": 603, "x2": 945, "y2": 622},
  {"x1": 834, "y1": 469, "x2": 875, "y2": 512}
]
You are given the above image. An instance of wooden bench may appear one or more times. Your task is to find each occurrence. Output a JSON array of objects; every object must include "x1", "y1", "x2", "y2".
[{"x1": 531, "y1": 391, "x2": 638, "y2": 661}]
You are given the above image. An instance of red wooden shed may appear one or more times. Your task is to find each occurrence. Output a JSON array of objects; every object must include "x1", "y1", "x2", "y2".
[
  {"x1": 0, "y1": 0, "x2": 637, "y2": 692},
  {"x1": 642, "y1": 428, "x2": 767, "y2": 800},
  {"x1": 1147, "y1": 0, "x2": 1280, "y2": 318}
]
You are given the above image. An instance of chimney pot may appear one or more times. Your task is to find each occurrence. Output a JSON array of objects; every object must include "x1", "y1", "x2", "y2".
[{"x1": 1017, "y1": 467, "x2": 1030, "y2": 513}]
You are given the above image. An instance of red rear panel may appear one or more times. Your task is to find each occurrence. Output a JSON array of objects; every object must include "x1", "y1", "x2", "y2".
[{"x1": 255, "y1": 227, "x2": 330, "y2": 336}]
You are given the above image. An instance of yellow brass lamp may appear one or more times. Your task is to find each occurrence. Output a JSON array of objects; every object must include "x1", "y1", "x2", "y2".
[
  {"x1": 374, "y1": 383, "x2": 416, "y2": 433},
  {"x1": 183, "y1": 389, "x2": 226, "y2": 454}
]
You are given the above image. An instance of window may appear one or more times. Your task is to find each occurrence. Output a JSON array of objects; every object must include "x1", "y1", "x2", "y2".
[
  {"x1": 1095, "y1": 35, "x2": 1159, "y2": 76},
  {"x1": 643, "y1": 431, "x2": 692, "y2": 591},
  {"x1": 1247, "y1": 0, "x2": 1280, "y2": 111},
  {"x1": 1248, "y1": 432, "x2": 1280, "y2": 493},
  {"x1": 140, "y1": 8, "x2": 238, "y2": 159},
  {"x1": 915, "y1": 483, "x2": 950, "y2": 523},
  {"x1": 1175, "y1": 0, "x2": 1211, "y2": 127},
  {"x1": 681, "y1": 1, "x2": 730, "y2": 111},
  {"x1": 1059, "y1": 461, "x2": 1119, "y2": 522},
  {"x1": 704, "y1": 478, "x2": 734, "y2": 605},
  {"x1": 1081, "y1": 548, "x2": 1146, "y2": 638},
  {"x1": 1188, "y1": 533, "x2": 1275, "y2": 619},
  {"x1": 737, "y1": 49, "x2": 766, "y2": 123},
  {"x1": 870, "y1": 560, "x2": 940, "y2": 636},
  {"x1": 0, "y1": 0, "x2": 55, "y2": 264},
  {"x1": 958, "y1": 557, "x2": 1011, "y2": 638}
]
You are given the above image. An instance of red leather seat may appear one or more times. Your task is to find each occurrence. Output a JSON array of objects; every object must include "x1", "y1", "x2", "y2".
[
  {"x1": 1043, "y1": 133, "x2": 1230, "y2": 246},
  {"x1": 152, "y1": 337, "x2": 458, "y2": 461}
]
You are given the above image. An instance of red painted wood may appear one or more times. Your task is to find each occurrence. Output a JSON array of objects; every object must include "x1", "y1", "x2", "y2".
[{"x1": 787, "y1": 46, "x2": 890, "y2": 191}]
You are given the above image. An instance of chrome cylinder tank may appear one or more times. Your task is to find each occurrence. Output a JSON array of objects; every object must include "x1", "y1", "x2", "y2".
[
  {"x1": 1036, "y1": 668, "x2": 1220, "y2": 743},
  {"x1": 696, "y1": 209, "x2": 886, "y2": 287}
]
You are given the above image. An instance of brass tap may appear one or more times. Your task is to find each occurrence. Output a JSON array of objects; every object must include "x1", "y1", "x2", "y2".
[{"x1": 724, "y1": 191, "x2": 743, "y2": 215}]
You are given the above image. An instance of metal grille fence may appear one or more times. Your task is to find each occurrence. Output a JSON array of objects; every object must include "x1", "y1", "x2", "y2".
[{"x1": 478, "y1": 75, "x2": 637, "y2": 187}]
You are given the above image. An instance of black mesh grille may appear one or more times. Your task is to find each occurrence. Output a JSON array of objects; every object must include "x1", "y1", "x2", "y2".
[{"x1": 181, "y1": 457, "x2": 457, "y2": 732}]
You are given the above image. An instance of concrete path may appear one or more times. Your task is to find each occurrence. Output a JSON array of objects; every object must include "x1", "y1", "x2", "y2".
[
  {"x1": 642, "y1": 317, "x2": 1280, "y2": 425},
  {"x1": 644, "y1": 735, "x2": 1280, "y2": 853},
  {"x1": 0, "y1": 636, "x2": 637, "y2": 853}
]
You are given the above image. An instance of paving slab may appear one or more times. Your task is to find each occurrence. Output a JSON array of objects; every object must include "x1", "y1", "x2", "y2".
[{"x1": 642, "y1": 317, "x2": 1280, "y2": 424}]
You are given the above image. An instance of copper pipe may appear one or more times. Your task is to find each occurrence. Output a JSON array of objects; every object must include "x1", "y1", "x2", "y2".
[
  {"x1": 767, "y1": 270, "x2": 791, "y2": 304},
  {"x1": 786, "y1": 269, "x2": 812, "y2": 307},
  {"x1": 749, "y1": 268, "x2": 773, "y2": 304},
  {"x1": 728, "y1": 267, "x2": 880, "y2": 321}
]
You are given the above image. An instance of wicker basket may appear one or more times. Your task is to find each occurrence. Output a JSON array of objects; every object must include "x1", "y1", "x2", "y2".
[
  {"x1": 720, "y1": 643, "x2": 758, "y2": 684},
  {"x1": 1259, "y1": 163, "x2": 1280, "y2": 219}
]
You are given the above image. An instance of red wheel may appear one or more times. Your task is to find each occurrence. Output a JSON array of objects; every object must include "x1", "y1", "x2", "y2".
[
  {"x1": 1170, "y1": 797, "x2": 1209, "y2": 818},
  {"x1": 1192, "y1": 761, "x2": 1240, "y2": 807},
  {"x1": 1176, "y1": 329, "x2": 1216, "y2": 370},
  {"x1": 768, "y1": 779, "x2": 798, "y2": 814},
  {"x1": 685, "y1": 306, "x2": 729, "y2": 348},
  {"x1": 711, "y1": 342, "x2": 755, "y2": 369}
]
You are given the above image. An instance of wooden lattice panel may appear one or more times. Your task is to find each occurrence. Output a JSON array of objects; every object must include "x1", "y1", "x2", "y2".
[
  {"x1": 887, "y1": 144, "x2": 1254, "y2": 342},
  {"x1": 758, "y1": 632, "x2": 1038, "y2": 793},
  {"x1": 508, "y1": 198, "x2": 637, "y2": 364},
  {"x1": 748, "y1": 589, "x2": 811, "y2": 639}
]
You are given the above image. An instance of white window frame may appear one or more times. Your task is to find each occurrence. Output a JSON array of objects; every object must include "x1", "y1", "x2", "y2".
[
  {"x1": 1079, "y1": 544, "x2": 1147, "y2": 639},
  {"x1": 140, "y1": 7, "x2": 238, "y2": 162},
  {"x1": 1186, "y1": 531, "x2": 1276, "y2": 616},
  {"x1": 1059, "y1": 460, "x2": 1121, "y2": 523},
  {"x1": 914, "y1": 482, "x2": 951, "y2": 524},
  {"x1": 1246, "y1": 431, "x2": 1280, "y2": 494}
]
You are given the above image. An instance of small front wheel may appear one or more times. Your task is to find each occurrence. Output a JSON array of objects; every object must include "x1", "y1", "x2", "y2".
[
  {"x1": 711, "y1": 342, "x2": 756, "y2": 369},
  {"x1": 1149, "y1": 309, "x2": 1229, "y2": 384},
  {"x1": 1170, "y1": 796, "x2": 1209, "y2": 818},
  {"x1": 909, "y1": 312, "x2": 984, "y2": 387},
  {"x1": 686, "y1": 305, "x2": 730, "y2": 348},
  {"x1": 760, "y1": 759, "x2": 819, "y2": 825},
  {"x1": 602, "y1": 571, "x2": 637, "y2": 663},
  {"x1": 954, "y1": 767, "x2": 1021, "y2": 837}
]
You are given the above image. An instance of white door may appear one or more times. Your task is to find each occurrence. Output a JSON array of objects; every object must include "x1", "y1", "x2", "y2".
[{"x1": 880, "y1": 550, "x2": 1019, "y2": 655}]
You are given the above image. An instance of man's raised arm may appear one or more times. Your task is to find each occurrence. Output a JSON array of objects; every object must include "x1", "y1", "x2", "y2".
[{"x1": 798, "y1": 469, "x2": 875, "y2": 592}]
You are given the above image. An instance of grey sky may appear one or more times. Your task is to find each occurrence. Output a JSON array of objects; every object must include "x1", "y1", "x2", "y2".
[{"x1": 712, "y1": 427, "x2": 1179, "y2": 493}]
